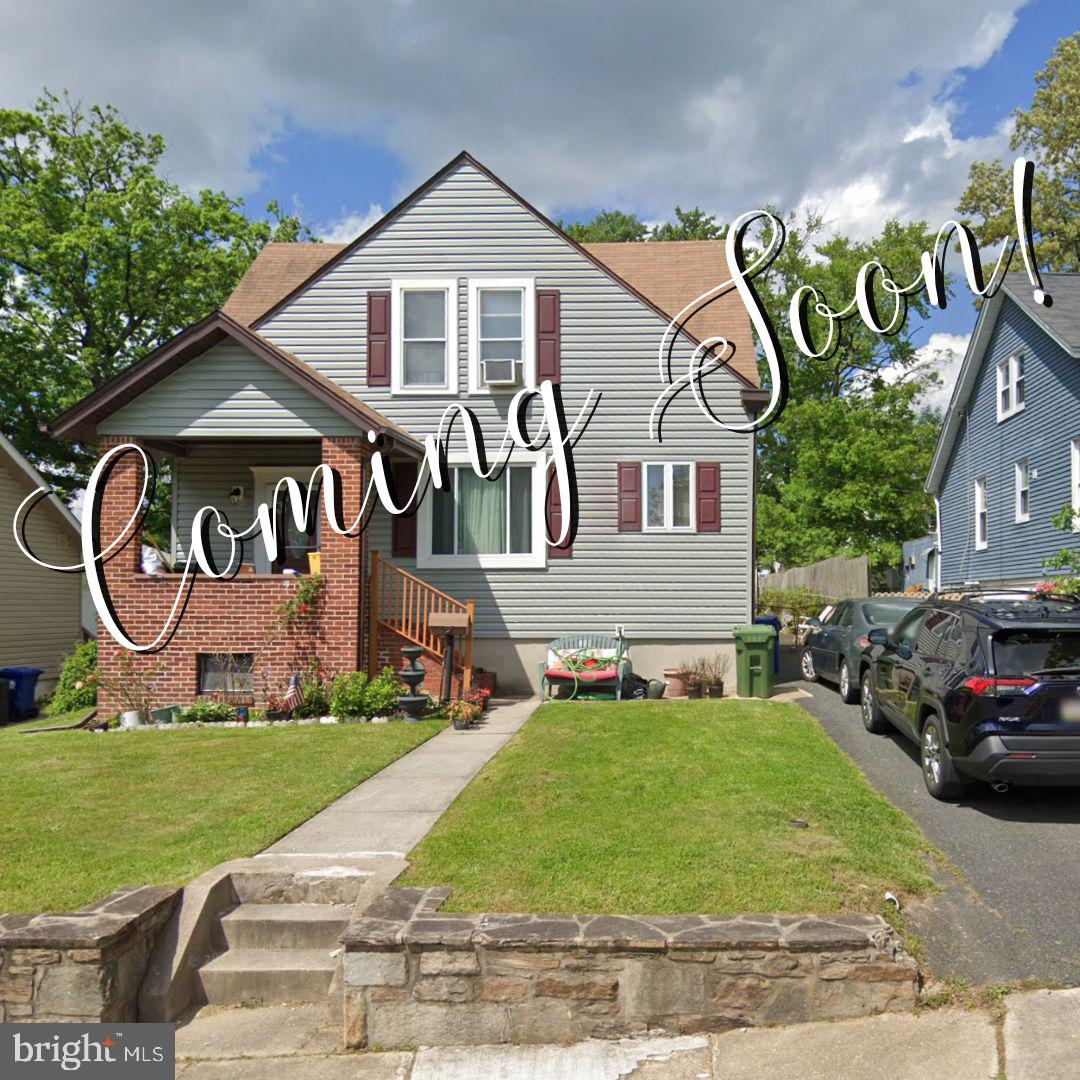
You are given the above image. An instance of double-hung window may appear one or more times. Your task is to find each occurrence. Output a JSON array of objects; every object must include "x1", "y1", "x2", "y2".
[
  {"x1": 996, "y1": 354, "x2": 1025, "y2": 420},
  {"x1": 468, "y1": 278, "x2": 535, "y2": 393},
  {"x1": 1015, "y1": 459, "x2": 1030, "y2": 522},
  {"x1": 418, "y1": 456, "x2": 546, "y2": 569},
  {"x1": 975, "y1": 476, "x2": 988, "y2": 550},
  {"x1": 391, "y1": 279, "x2": 457, "y2": 394},
  {"x1": 643, "y1": 463, "x2": 694, "y2": 531}
]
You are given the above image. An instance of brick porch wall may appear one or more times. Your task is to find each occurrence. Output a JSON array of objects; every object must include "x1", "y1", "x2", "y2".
[{"x1": 94, "y1": 435, "x2": 368, "y2": 716}]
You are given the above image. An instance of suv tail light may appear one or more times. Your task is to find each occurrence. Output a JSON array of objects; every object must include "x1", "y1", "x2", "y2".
[{"x1": 963, "y1": 676, "x2": 1036, "y2": 696}]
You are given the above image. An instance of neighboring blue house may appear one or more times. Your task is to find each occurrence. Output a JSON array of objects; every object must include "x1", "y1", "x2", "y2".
[
  {"x1": 926, "y1": 273, "x2": 1080, "y2": 589},
  {"x1": 901, "y1": 534, "x2": 938, "y2": 592}
]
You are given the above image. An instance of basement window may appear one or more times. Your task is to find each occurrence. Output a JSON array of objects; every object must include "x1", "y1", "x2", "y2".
[{"x1": 198, "y1": 653, "x2": 254, "y2": 694}]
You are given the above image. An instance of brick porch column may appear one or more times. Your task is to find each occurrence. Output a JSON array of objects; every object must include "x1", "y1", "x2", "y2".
[{"x1": 319, "y1": 436, "x2": 368, "y2": 675}]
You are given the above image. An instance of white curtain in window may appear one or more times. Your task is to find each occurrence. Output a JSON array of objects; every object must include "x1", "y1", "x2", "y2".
[{"x1": 458, "y1": 470, "x2": 506, "y2": 554}]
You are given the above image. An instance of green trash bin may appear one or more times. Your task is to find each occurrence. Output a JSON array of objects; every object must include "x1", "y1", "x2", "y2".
[{"x1": 733, "y1": 625, "x2": 777, "y2": 698}]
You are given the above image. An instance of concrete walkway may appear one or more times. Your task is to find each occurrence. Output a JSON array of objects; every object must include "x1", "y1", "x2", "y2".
[
  {"x1": 174, "y1": 988, "x2": 1080, "y2": 1078},
  {"x1": 262, "y1": 698, "x2": 536, "y2": 858}
]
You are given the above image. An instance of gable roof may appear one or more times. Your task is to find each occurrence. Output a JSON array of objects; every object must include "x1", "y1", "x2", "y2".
[
  {"x1": 49, "y1": 311, "x2": 423, "y2": 456},
  {"x1": 224, "y1": 151, "x2": 758, "y2": 388},
  {"x1": 582, "y1": 241, "x2": 757, "y2": 385},
  {"x1": 0, "y1": 429, "x2": 81, "y2": 540},
  {"x1": 925, "y1": 272, "x2": 1080, "y2": 495}
]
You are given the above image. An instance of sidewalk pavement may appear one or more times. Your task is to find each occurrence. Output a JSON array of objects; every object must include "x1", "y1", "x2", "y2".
[
  {"x1": 174, "y1": 987, "x2": 1080, "y2": 1079},
  {"x1": 262, "y1": 698, "x2": 535, "y2": 858}
]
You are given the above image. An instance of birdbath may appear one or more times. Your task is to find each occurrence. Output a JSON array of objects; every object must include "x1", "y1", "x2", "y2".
[{"x1": 398, "y1": 646, "x2": 430, "y2": 722}]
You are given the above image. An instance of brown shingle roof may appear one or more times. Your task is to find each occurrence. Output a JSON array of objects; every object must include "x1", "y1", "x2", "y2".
[
  {"x1": 223, "y1": 237, "x2": 758, "y2": 386},
  {"x1": 583, "y1": 241, "x2": 757, "y2": 386},
  {"x1": 223, "y1": 242, "x2": 346, "y2": 326}
]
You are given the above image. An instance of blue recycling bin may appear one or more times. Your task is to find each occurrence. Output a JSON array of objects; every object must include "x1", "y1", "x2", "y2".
[
  {"x1": 753, "y1": 616, "x2": 782, "y2": 674},
  {"x1": 1, "y1": 667, "x2": 44, "y2": 718}
]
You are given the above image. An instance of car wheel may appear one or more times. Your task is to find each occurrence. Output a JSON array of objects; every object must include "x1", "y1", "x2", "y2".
[
  {"x1": 860, "y1": 671, "x2": 890, "y2": 733},
  {"x1": 801, "y1": 649, "x2": 818, "y2": 682},
  {"x1": 839, "y1": 660, "x2": 858, "y2": 704},
  {"x1": 920, "y1": 714, "x2": 967, "y2": 801}
]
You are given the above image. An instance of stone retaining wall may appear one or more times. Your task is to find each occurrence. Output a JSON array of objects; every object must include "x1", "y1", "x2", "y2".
[
  {"x1": 340, "y1": 887, "x2": 919, "y2": 1048},
  {"x1": 0, "y1": 886, "x2": 178, "y2": 1022}
]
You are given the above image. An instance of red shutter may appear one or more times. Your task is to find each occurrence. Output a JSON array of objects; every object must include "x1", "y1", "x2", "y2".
[
  {"x1": 696, "y1": 462, "x2": 721, "y2": 533},
  {"x1": 367, "y1": 290, "x2": 391, "y2": 387},
  {"x1": 546, "y1": 465, "x2": 573, "y2": 558},
  {"x1": 391, "y1": 462, "x2": 418, "y2": 557},
  {"x1": 617, "y1": 463, "x2": 642, "y2": 532},
  {"x1": 536, "y1": 289, "x2": 561, "y2": 383}
]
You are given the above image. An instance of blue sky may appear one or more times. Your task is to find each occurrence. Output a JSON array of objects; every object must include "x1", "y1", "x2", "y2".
[{"x1": 2, "y1": 0, "x2": 1076, "y2": 390}]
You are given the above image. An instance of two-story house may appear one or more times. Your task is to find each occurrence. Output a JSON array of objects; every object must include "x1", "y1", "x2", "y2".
[
  {"x1": 49, "y1": 152, "x2": 762, "y2": 711},
  {"x1": 926, "y1": 273, "x2": 1080, "y2": 590}
]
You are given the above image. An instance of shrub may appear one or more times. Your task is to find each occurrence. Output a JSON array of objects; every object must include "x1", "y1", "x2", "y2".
[
  {"x1": 330, "y1": 671, "x2": 370, "y2": 719},
  {"x1": 46, "y1": 640, "x2": 98, "y2": 714},
  {"x1": 364, "y1": 667, "x2": 405, "y2": 717},
  {"x1": 181, "y1": 699, "x2": 236, "y2": 724},
  {"x1": 291, "y1": 661, "x2": 333, "y2": 719}
]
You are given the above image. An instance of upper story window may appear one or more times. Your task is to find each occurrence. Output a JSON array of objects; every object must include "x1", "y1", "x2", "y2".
[
  {"x1": 975, "y1": 475, "x2": 988, "y2": 550},
  {"x1": 391, "y1": 279, "x2": 458, "y2": 395},
  {"x1": 644, "y1": 462, "x2": 694, "y2": 531},
  {"x1": 1071, "y1": 438, "x2": 1080, "y2": 532},
  {"x1": 996, "y1": 353, "x2": 1025, "y2": 421},
  {"x1": 1015, "y1": 459, "x2": 1030, "y2": 523},
  {"x1": 468, "y1": 278, "x2": 535, "y2": 394}
]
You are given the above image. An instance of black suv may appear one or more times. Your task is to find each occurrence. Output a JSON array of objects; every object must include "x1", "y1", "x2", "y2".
[{"x1": 859, "y1": 594, "x2": 1080, "y2": 799}]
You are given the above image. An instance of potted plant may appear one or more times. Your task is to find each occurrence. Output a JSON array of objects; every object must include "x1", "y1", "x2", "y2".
[
  {"x1": 663, "y1": 664, "x2": 690, "y2": 698},
  {"x1": 703, "y1": 652, "x2": 730, "y2": 698},
  {"x1": 466, "y1": 686, "x2": 491, "y2": 712},
  {"x1": 96, "y1": 650, "x2": 161, "y2": 728},
  {"x1": 684, "y1": 663, "x2": 703, "y2": 699},
  {"x1": 448, "y1": 698, "x2": 480, "y2": 730}
]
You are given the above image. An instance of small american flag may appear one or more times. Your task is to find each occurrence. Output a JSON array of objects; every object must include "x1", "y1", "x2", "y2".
[{"x1": 284, "y1": 675, "x2": 304, "y2": 713}]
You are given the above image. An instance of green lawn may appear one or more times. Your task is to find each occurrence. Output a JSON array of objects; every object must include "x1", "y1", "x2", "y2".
[
  {"x1": 0, "y1": 715, "x2": 442, "y2": 913},
  {"x1": 402, "y1": 701, "x2": 936, "y2": 915}
]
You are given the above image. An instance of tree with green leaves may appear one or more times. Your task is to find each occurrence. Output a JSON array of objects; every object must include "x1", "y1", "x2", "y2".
[
  {"x1": 559, "y1": 208, "x2": 648, "y2": 243},
  {"x1": 650, "y1": 205, "x2": 724, "y2": 241},
  {"x1": 958, "y1": 30, "x2": 1080, "y2": 271},
  {"x1": 0, "y1": 91, "x2": 312, "y2": 525}
]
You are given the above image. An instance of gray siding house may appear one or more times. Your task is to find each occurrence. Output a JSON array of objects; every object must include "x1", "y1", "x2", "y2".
[
  {"x1": 926, "y1": 273, "x2": 1080, "y2": 590},
  {"x1": 51, "y1": 153, "x2": 761, "y2": 698}
]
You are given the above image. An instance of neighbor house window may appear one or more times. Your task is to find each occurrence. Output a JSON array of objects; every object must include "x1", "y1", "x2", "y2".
[
  {"x1": 1072, "y1": 438, "x2": 1080, "y2": 532},
  {"x1": 643, "y1": 463, "x2": 694, "y2": 531},
  {"x1": 418, "y1": 457, "x2": 545, "y2": 569},
  {"x1": 391, "y1": 279, "x2": 457, "y2": 393},
  {"x1": 996, "y1": 354, "x2": 1025, "y2": 420},
  {"x1": 198, "y1": 653, "x2": 254, "y2": 694},
  {"x1": 975, "y1": 476, "x2": 988, "y2": 550},
  {"x1": 468, "y1": 279, "x2": 535, "y2": 393},
  {"x1": 1015, "y1": 459, "x2": 1030, "y2": 522}
]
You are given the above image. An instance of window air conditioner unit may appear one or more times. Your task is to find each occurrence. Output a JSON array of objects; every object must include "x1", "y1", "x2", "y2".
[{"x1": 482, "y1": 358, "x2": 521, "y2": 387}]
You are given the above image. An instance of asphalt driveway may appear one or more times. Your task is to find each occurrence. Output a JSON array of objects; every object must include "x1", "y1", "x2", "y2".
[{"x1": 781, "y1": 646, "x2": 1080, "y2": 987}]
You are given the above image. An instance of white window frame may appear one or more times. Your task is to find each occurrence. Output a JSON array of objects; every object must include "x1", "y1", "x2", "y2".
[
  {"x1": 642, "y1": 462, "x2": 696, "y2": 532},
  {"x1": 390, "y1": 278, "x2": 459, "y2": 396},
  {"x1": 996, "y1": 354, "x2": 1025, "y2": 421},
  {"x1": 467, "y1": 277, "x2": 535, "y2": 395},
  {"x1": 416, "y1": 452, "x2": 547, "y2": 570},
  {"x1": 974, "y1": 475, "x2": 988, "y2": 551},
  {"x1": 249, "y1": 466, "x2": 322, "y2": 574},
  {"x1": 1014, "y1": 459, "x2": 1030, "y2": 523},
  {"x1": 1071, "y1": 438, "x2": 1080, "y2": 532}
]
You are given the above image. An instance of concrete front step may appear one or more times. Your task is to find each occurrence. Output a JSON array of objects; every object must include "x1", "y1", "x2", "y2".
[
  {"x1": 219, "y1": 903, "x2": 350, "y2": 951},
  {"x1": 197, "y1": 948, "x2": 339, "y2": 1006}
]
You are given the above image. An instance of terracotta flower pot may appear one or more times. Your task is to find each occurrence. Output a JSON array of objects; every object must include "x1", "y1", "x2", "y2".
[{"x1": 663, "y1": 667, "x2": 687, "y2": 698}]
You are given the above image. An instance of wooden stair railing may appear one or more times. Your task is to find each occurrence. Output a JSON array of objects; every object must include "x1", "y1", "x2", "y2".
[{"x1": 368, "y1": 550, "x2": 474, "y2": 691}]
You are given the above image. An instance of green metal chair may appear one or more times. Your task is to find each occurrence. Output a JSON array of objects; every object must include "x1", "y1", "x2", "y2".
[{"x1": 539, "y1": 633, "x2": 630, "y2": 701}]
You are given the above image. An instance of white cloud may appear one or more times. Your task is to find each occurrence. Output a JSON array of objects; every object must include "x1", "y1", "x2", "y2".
[
  {"x1": 914, "y1": 331, "x2": 971, "y2": 412},
  {"x1": 0, "y1": 0, "x2": 1032, "y2": 238},
  {"x1": 319, "y1": 204, "x2": 385, "y2": 244}
]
